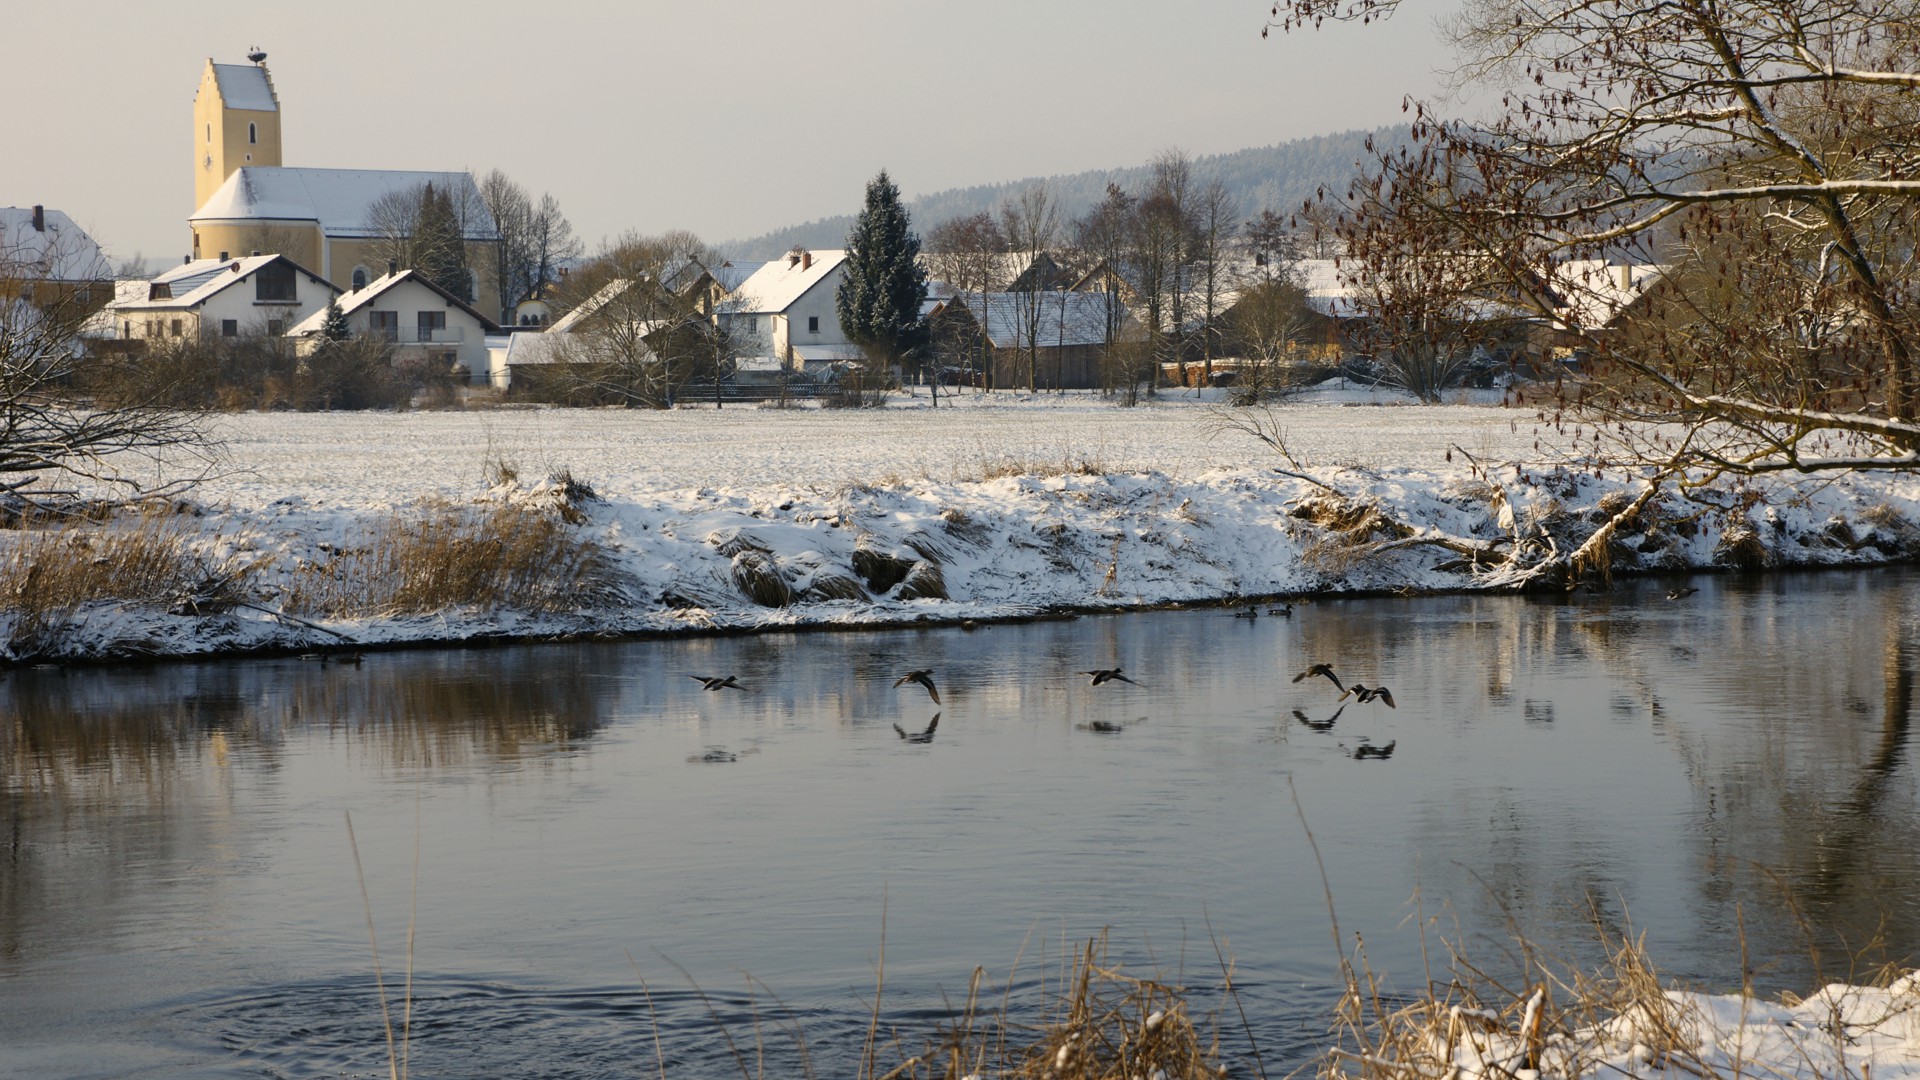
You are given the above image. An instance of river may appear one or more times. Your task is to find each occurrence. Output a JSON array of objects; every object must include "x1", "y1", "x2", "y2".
[{"x1": 3, "y1": 569, "x2": 1916, "y2": 1077}]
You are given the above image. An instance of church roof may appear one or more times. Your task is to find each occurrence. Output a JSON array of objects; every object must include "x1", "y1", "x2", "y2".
[
  {"x1": 208, "y1": 63, "x2": 278, "y2": 111},
  {"x1": 190, "y1": 167, "x2": 498, "y2": 241}
]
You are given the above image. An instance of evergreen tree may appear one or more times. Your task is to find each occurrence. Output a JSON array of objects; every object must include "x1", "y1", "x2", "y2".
[
  {"x1": 320, "y1": 296, "x2": 350, "y2": 341},
  {"x1": 835, "y1": 170, "x2": 929, "y2": 379},
  {"x1": 412, "y1": 183, "x2": 472, "y2": 301}
]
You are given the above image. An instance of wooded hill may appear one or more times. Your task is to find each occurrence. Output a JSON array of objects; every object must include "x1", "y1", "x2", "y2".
[{"x1": 722, "y1": 126, "x2": 1406, "y2": 260}]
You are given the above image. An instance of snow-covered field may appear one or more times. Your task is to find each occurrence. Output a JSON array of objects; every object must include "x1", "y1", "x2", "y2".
[
  {"x1": 10, "y1": 385, "x2": 1920, "y2": 660},
  {"x1": 195, "y1": 384, "x2": 1539, "y2": 507}
]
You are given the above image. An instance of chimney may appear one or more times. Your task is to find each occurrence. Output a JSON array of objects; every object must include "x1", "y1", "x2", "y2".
[
  {"x1": 802, "y1": 251, "x2": 812, "y2": 271},
  {"x1": 219, "y1": 251, "x2": 229, "y2": 260},
  {"x1": 1616, "y1": 263, "x2": 1632, "y2": 292},
  {"x1": 787, "y1": 252, "x2": 800, "y2": 269},
  {"x1": 388, "y1": 260, "x2": 398, "y2": 277},
  {"x1": 251, "y1": 250, "x2": 260, "y2": 257},
  {"x1": 184, "y1": 255, "x2": 192, "y2": 265},
  {"x1": 30, "y1": 205, "x2": 44, "y2": 232}
]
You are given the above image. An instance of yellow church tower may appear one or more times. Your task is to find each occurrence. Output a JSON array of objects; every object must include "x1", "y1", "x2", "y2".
[{"x1": 193, "y1": 52, "x2": 283, "y2": 212}]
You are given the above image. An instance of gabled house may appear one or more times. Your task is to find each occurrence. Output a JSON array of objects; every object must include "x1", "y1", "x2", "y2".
[
  {"x1": 287, "y1": 268, "x2": 500, "y2": 383},
  {"x1": 933, "y1": 291, "x2": 1140, "y2": 390},
  {"x1": 1, "y1": 205, "x2": 112, "y2": 316},
  {"x1": 724, "y1": 248, "x2": 857, "y2": 371},
  {"x1": 111, "y1": 254, "x2": 339, "y2": 342}
]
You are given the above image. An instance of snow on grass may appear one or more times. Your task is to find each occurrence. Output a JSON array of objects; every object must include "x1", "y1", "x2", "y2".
[{"x1": 7, "y1": 388, "x2": 1920, "y2": 661}]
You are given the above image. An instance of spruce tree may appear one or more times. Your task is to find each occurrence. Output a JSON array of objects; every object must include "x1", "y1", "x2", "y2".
[
  {"x1": 320, "y1": 296, "x2": 350, "y2": 341},
  {"x1": 412, "y1": 183, "x2": 472, "y2": 301},
  {"x1": 835, "y1": 170, "x2": 929, "y2": 379}
]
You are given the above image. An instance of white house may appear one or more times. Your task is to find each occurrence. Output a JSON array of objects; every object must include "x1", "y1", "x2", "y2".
[
  {"x1": 724, "y1": 248, "x2": 861, "y2": 372},
  {"x1": 112, "y1": 254, "x2": 339, "y2": 342},
  {"x1": 287, "y1": 268, "x2": 501, "y2": 383}
]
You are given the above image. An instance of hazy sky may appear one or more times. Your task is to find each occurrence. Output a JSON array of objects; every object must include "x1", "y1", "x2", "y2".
[{"x1": 6, "y1": 1, "x2": 1461, "y2": 266}]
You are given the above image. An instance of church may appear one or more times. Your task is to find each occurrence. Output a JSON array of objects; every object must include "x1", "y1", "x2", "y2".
[{"x1": 185, "y1": 56, "x2": 501, "y2": 318}]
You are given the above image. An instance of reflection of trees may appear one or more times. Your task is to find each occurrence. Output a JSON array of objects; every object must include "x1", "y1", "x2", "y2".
[{"x1": 0, "y1": 646, "x2": 622, "y2": 965}]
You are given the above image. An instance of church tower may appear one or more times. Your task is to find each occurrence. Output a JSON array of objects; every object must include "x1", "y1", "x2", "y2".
[{"x1": 193, "y1": 55, "x2": 283, "y2": 212}]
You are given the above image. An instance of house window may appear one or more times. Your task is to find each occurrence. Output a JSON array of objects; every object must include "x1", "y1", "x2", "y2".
[
  {"x1": 747, "y1": 316, "x2": 758, "y2": 333},
  {"x1": 255, "y1": 261, "x2": 296, "y2": 302},
  {"x1": 808, "y1": 315, "x2": 819, "y2": 334},
  {"x1": 248, "y1": 122, "x2": 257, "y2": 145},
  {"x1": 170, "y1": 319, "x2": 182, "y2": 337},
  {"x1": 221, "y1": 319, "x2": 238, "y2": 337},
  {"x1": 368, "y1": 310, "x2": 399, "y2": 341},
  {"x1": 351, "y1": 266, "x2": 368, "y2": 290},
  {"x1": 267, "y1": 319, "x2": 285, "y2": 337},
  {"x1": 418, "y1": 310, "x2": 447, "y2": 342},
  {"x1": 75, "y1": 286, "x2": 91, "y2": 306}
]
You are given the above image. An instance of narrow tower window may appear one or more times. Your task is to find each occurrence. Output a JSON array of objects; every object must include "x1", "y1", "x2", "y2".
[
  {"x1": 206, "y1": 123, "x2": 211, "y2": 143},
  {"x1": 248, "y1": 123, "x2": 257, "y2": 145}
]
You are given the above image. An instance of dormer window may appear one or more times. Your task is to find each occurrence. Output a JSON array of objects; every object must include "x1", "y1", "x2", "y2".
[
  {"x1": 255, "y1": 260, "x2": 296, "y2": 302},
  {"x1": 248, "y1": 122, "x2": 257, "y2": 145}
]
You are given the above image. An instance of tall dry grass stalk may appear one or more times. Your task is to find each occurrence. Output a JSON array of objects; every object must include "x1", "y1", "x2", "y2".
[
  {"x1": 0, "y1": 509, "x2": 256, "y2": 657},
  {"x1": 286, "y1": 503, "x2": 624, "y2": 618},
  {"x1": 871, "y1": 933, "x2": 1226, "y2": 1080}
]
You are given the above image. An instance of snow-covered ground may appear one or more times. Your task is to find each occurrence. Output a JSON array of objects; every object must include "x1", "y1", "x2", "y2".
[
  {"x1": 10, "y1": 385, "x2": 1920, "y2": 660},
  {"x1": 1381, "y1": 977, "x2": 1920, "y2": 1080}
]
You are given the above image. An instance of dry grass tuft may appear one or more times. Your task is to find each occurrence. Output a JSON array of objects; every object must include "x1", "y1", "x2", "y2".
[
  {"x1": 1714, "y1": 523, "x2": 1770, "y2": 571},
  {"x1": 854, "y1": 536, "x2": 918, "y2": 593},
  {"x1": 285, "y1": 504, "x2": 623, "y2": 617},
  {"x1": 880, "y1": 937, "x2": 1224, "y2": 1080},
  {"x1": 0, "y1": 511, "x2": 258, "y2": 657},
  {"x1": 966, "y1": 452, "x2": 1110, "y2": 482},
  {"x1": 893, "y1": 559, "x2": 948, "y2": 601},
  {"x1": 730, "y1": 549, "x2": 794, "y2": 607}
]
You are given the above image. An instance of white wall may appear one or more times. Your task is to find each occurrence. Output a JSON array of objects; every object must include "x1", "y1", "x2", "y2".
[{"x1": 343, "y1": 277, "x2": 493, "y2": 383}]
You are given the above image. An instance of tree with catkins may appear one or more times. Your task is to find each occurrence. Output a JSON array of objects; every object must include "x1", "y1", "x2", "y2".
[
  {"x1": 836, "y1": 170, "x2": 930, "y2": 392},
  {"x1": 1269, "y1": 0, "x2": 1920, "y2": 475}
]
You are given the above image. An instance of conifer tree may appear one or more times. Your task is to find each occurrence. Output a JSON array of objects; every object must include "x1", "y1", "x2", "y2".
[
  {"x1": 412, "y1": 183, "x2": 472, "y2": 301},
  {"x1": 835, "y1": 170, "x2": 928, "y2": 381},
  {"x1": 320, "y1": 296, "x2": 350, "y2": 341}
]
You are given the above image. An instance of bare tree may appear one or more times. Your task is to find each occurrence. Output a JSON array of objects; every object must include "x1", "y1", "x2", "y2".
[
  {"x1": 1076, "y1": 184, "x2": 1138, "y2": 400},
  {"x1": 0, "y1": 232, "x2": 210, "y2": 509},
  {"x1": 999, "y1": 182, "x2": 1060, "y2": 391},
  {"x1": 1192, "y1": 178, "x2": 1241, "y2": 388},
  {"x1": 1271, "y1": 0, "x2": 1920, "y2": 475},
  {"x1": 925, "y1": 212, "x2": 1008, "y2": 391},
  {"x1": 480, "y1": 170, "x2": 580, "y2": 325},
  {"x1": 546, "y1": 231, "x2": 731, "y2": 408}
]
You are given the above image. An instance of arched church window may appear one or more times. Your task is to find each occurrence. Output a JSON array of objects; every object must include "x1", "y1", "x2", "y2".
[{"x1": 351, "y1": 266, "x2": 369, "y2": 290}]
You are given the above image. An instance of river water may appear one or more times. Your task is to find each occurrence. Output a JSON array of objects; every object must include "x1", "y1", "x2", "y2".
[{"x1": 4, "y1": 570, "x2": 1917, "y2": 1078}]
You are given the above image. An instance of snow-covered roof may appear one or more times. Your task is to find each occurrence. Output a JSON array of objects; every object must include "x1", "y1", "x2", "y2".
[
  {"x1": 712, "y1": 263, "x2": 755, "y2": 292},
  {"x1": 547, "y1": 278, "x2": 634, "y2": 334},
  {"x1": 287, "y1": 269, "x2": 499, "y2": 335},
  {"x1": 1549, "y1": 259, "x2": 1666, "y2": 329},
  {"x1": 949, "y1": 291, "x2": 1132, "y2": 349},
  {"x1": 730, "y1": 250, "x2": 847, "y2": 314},
  {"x1": 0, "y1": 207, "x2": 108, "y2": 283},
  {"x1": 190, "y1": 167, "x2": 498, "y2": 241},
  {"x1": 208, "y1": 63, "x2": 278, "y2": 111},
  {"x1": 112, "y1": 254, "x2": 335, "y2": 311}
]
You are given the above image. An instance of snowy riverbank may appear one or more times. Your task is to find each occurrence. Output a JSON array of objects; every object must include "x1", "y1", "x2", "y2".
[{"x1": 7, "y1": 388, "x2": 1920, "y2": 661}]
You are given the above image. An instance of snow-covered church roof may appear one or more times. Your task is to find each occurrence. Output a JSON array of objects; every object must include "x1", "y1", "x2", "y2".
[
  {"x1": 190, "y1": 167, "x2": 498, "y2": 241},
  {"x1": 206, "y1": 63, "x2": 278, "y2": 111}
]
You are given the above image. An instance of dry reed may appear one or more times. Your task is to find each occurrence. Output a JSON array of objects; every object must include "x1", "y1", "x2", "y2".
[{"x1": 285, "y1": 503, "x2": 623, "y2": 618}]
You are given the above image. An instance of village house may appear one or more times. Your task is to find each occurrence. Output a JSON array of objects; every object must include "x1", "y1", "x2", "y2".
[
  {"x1": 932, "y1": 290, "x2": 1140, "y2": 390},
  {"x1": 723, "y1": 249, "x2": 861, "y2": 373},
  {"x1": 286, "y1": 268, "x2": 500, "y2": 383},
  {"x1": 0, "y1": 205, "x2": 112, "y2": 317},
  {"x1": 186, "y1": 56, "x2": 501, "y2": 318},
  {"x1": 112, "y1": 254, "x2": 339, "y2": 342}
]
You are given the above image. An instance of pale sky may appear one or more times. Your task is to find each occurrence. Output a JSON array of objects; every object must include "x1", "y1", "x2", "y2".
[{"x1": 5, "y1": 1, "x2": 1461, "y2": 267}]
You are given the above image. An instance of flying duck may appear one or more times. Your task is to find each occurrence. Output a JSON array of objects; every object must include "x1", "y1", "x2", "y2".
[
  {"x1": 1292, "y1": 664, "x2": 1345, "y2": 693},
  {"x1": 1339, "y1": 684, "x2": 1397, "y2": 708},
  {"x1": 1082, "y1": 667, "x2": 1140, "y2": 687},
  {"x1": 689, "y1": 675, "x2": 747, "y2": 692},
  {"x1": 893, "y1": 669, "x2": 941, "y2": 704}
]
